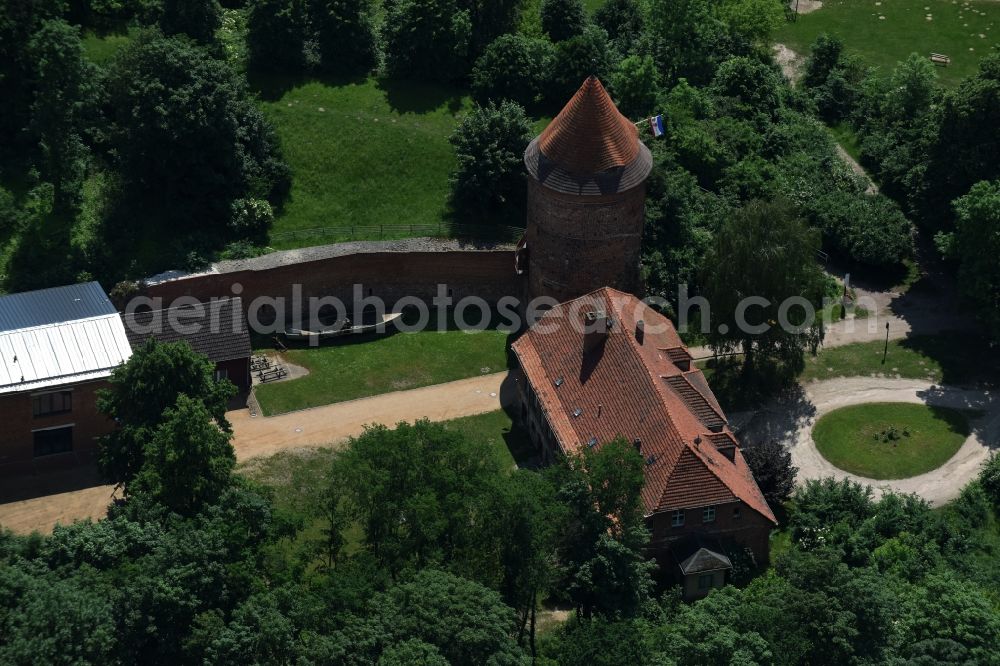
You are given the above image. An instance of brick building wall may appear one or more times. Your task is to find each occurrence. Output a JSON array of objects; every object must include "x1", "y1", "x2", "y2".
[
  {"x1": 647, "y1": 501, "x2": 773, "y2": 565},
  {"x1": 525, "y1": 179, "x2": 646, "y2": 304},
  {"x1": 0, "y1": 380, "x2": 113, "y2": 476},
  {"x1": 145, "y1": 249, "x2": 522, "y2": 320}
]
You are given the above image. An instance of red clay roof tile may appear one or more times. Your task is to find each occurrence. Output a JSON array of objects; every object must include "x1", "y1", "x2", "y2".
[
  {"x1": 511, "y1": 288, "x2": 777, "y2": 525},
  {"x1": 538, "y1": 76, "x2": 641, "y2": 175}
]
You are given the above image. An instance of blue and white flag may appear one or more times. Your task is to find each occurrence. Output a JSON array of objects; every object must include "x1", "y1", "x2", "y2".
[{"x1": 648, "y1": 114, "x2": 664, "y2": 137}]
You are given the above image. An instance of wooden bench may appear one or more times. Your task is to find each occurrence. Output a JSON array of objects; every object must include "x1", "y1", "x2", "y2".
[
  {"x1": 930, "y1": 53, "x2": 951, "y2": 66},
  {"x1": 257, "y1": 367, "x2": 288, "y2": 383},
  {"x1": 251, "y1": 357, "x2": 271, "y2": 372}
]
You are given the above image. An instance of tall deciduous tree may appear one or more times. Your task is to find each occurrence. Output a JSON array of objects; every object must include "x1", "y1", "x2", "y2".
[
  {"x1": 741, "y1": 439, "x2": 797, "y2": 509},
  {"x1": 130, "y1": 394, "x2": 237, "y2": 515},
  {"x1": 247, "y1": 0, "x2": 306, "y2": 72},
  {"x1": 97, "y1": 339, "x2": 236, "y2": 489},
  {"x1": 97, "y1": 34, "x2": 290, "y2": 248},
  {"x1": 26, "y1": 19, "x2": 92, "y2": 213},
  {"x1": 541, "y1": 0, "x2": 587, "y2": 42},
  {"x1": 159, "y1": 0, "x2": 223, "y2": 45},
  {"x1": 448, "y1": 100, "x2": 532, "y2": 224},
  {"x1": 551, "y1": 438, "x2": 655, "y2": 619},
  {"x1": 701, "y1": 199, "x2": 827, "y2": 378},
  {"x1": 383, "y1": 0, "x2": 471, "y2": 83},
  {"x1": 308, "y1": 0, "x2": 376, "y2": 76},
  {"x1": 472, "y1": 33, "x2": 553, "y2": 106},
  {"x1": 952, "y1": 180, "x2": 1000, "y2": 340}
]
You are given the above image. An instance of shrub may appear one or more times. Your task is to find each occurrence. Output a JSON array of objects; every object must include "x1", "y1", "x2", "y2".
[
  {"x1": 981, "y1": 453, "x2": 1000, "y2": 508},
  {"x1": 448, "y1": 101, "x2": 533, "y2": 224},
  {"x1": 228, "y1": 198, "x2": 274, "y2": 241},
  {"x1": 471, "y1": 33, "x2": 553, "y2": 107}
]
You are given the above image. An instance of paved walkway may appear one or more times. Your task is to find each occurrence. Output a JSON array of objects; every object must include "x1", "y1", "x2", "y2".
[
  {"x1": 741, "y1": 377, "x2": 1000, "y2": 505},
  {"x1": 0, "y1": 372, "x2": 511, "y2": 534}
]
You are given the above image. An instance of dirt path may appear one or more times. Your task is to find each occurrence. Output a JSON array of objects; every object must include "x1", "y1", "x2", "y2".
[
  {"x1": 836, "y1": 145, "x2": 879, "y2": 194},
  {"x1": 0, "y1": 372, "x2": 511, "y2": 534},
  {"x1": 773, "y1": 43, "x2": 806, "y2": 84},
  {"x1": 741, "y1": 377, "x2": 999, "y2": 505}
]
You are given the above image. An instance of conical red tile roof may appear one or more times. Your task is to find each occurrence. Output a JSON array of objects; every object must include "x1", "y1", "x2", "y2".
[{"x1": 538, "y1": 76, "x2": 640, "y2": 175}]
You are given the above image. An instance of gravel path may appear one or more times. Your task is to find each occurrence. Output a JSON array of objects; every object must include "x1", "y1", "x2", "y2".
[{"x1": 741, "y1": 378, "x2": 999, "y2": 505}]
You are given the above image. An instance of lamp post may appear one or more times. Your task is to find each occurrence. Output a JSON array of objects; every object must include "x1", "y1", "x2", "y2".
[{"x1": 882, "y1": 322, "x2": 890, "y2": 365}]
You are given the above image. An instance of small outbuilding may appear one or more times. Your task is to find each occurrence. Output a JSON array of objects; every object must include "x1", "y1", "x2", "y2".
[{"x1": 120, "y1": 297, "x2": 252, "y2": 393}]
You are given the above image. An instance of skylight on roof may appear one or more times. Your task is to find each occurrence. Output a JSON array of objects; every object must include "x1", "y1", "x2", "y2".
[
  {"x1": 587, "y1": 436, "x2": 598, "y2": 448},
  {"x1": 555, "y1": 377, "x2": 564, "y2": 387},
  {"x1": 573, "y1": 407, "x2": 583, "y2": 417},
  {"x1": 645, "y1": 455, "x2": 658, "y2": 466}
]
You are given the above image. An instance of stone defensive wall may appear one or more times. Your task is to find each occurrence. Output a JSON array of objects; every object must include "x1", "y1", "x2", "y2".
[{"x1": 142, "y1": 238, "x2": 522, "y2": 319}]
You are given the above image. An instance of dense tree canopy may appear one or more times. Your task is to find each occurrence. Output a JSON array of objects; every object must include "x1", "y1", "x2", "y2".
[
  {"x1": 97, "y1": 339, "x2": 236, "y2": 489},
  {"x1": 383, "y1": 0, "x2": 472, "y2": 82},
  {"x1": 448, "y1": 100, "x2": 533, "y2": 225}
]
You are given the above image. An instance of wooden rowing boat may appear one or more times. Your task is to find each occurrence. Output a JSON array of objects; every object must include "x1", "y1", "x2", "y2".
[{"x1": 283, "y1": 312, "x2": 403, "y2": 342}]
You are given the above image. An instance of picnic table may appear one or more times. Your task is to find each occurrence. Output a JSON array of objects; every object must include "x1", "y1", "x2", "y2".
[{"x1": 257, "y1": 366, "x2": 288, "y2": 383}]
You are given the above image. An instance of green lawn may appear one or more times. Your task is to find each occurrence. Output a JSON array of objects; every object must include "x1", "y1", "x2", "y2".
[
  {"x1": 81, "y1": 29, "x2": 134, "y2": 64},
  {"x1": 258, "y1": 77, "x2": 472, "y2": 248},
  {"x1": 775, "y1": 0, "x2": 1000, "y2": 86},
  {"x1": 254, "y1": 313, "x2": 512, "y2": 415},
  {"x1": 800, "y1": 332, "x2": 999, "y2": 385},
  {"x1": 812, "y1": 402, "x2": 970, "y2": 478}
]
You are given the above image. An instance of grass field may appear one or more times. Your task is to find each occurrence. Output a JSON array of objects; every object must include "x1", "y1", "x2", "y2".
[
  {"x1": 799, "y1": 332, "x2": 999, "y2": 385},
  {"x1": 812, "y1": 401, "x2": 970, "y2": 478},
  {"x1": 775, "y1": 0, "x2": 1000, "y2": 86},
  {"x1": 253, "y1": 313, "x2": 512, "y2": 415},
  {"x1": 258, "y1": 77, "x2": 471, "y2": 248}
]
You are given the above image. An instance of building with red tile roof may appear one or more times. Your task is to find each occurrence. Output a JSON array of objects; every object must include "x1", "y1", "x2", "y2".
[
  {"x1": 521, "y1": 77, "x2": 653, "y2": 304},
  {"x1": 511, "y1": 288, "x2": 777, "y2": 597}
]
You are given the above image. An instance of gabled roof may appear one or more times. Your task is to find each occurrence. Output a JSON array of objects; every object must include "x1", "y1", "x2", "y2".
[
  {"x1": 121, "y1": 297, "x2": 251, "y2": 364},
  {"x1": 0, "y1": 283, "x2": 132, "y2": 394},
  {"x1": 524, "y1": 77, "x2": 652, "y2": 196},
  {"x1": 511, "y1": 287, "x2": 776, "y2": 525},
  {"x1": 0, "y1": 282, "x2": 117, "y2": 332},
  {"x1": 674, "y1": 534, "x2": 733, "y2": 575}
]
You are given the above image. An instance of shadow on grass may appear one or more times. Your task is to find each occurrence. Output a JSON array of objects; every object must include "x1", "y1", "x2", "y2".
[
  {"x1": 901, "y1": 333, "x2": 1000, "y2": 388},
  {"x1": 375, "y1": 78, "x2": 467, "y2": 115},
  {"x1": 248, "y1": 69, "x2": 369, "y2": 102}
]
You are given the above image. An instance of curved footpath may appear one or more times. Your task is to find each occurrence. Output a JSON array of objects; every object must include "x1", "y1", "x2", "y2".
[{"x1": 746, "y1": 378, "x2": 999, "y2": 505}]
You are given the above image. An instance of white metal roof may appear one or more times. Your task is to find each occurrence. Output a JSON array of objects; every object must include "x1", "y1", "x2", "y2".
[{"x1": 0, "y1": 284, "x2": 133, "y2": 395}]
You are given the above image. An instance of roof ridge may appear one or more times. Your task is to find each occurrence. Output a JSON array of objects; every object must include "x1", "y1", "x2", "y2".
[{"x1": 0, "y1": 312, "x2": 125, "y2": 338}]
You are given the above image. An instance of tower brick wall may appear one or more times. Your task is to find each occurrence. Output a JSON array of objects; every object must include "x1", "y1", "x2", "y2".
[{"x1": 525, "y1": 178, "x2": 646, "y2": 304}]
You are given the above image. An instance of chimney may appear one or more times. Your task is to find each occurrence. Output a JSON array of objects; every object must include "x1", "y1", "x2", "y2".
[
  {"x1": 635, "y1": 319, "x2": 645, "y2": 345},
  {"x1": 633, "y1": 438, "x2": 642, "y2": 454},
  {"x1": 583, "y1": 310, "x2": 610, "y2": 353}
]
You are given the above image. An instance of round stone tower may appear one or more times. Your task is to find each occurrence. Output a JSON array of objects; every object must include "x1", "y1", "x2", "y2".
[{"x1": 523, "y1": 76, "x2": 653, "y2": 304}]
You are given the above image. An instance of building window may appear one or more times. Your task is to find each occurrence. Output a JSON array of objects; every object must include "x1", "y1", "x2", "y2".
[
  {"x1": 215, "y1": 368, "x2": 229, "y2": 382},
  {"x1": 671, "y1": 510, "x2": 685, "y2": 527},
  {"x1": 32, "y1": 391, "x2": 73, "y2": 418},
  {"x1": 703, "y1": 507, "x2": 716, "y2": 523},
  {"x1": 33, "y1": 426, "x2": 73, "y2": 457},
  {"x1": 733, "y1": 506, "x2": 742, "y2": 520},
  {"x1": 698, "y1": 574, "x2": 714, "y2": 591}
]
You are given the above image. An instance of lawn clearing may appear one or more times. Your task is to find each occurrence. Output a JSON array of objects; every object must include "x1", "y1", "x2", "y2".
[
  {"x1": 776, "y1": 0, "x2": 1000, "y2": 87},
  {"x1": 812, "y1": 401, "x2": 970, "y2": 478},
  {"x1": 257, "y1": 77, "x2": 472, "y2": 249},
  {"x1": 800, "y1": 332, "x2": 999, "y2": 386},
  {"x1": 253, "y1": 311, "x2": 511, "y2": 415},
  {"x1": 81, "y1": 30, "x2": 135, "y2": 64}
]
